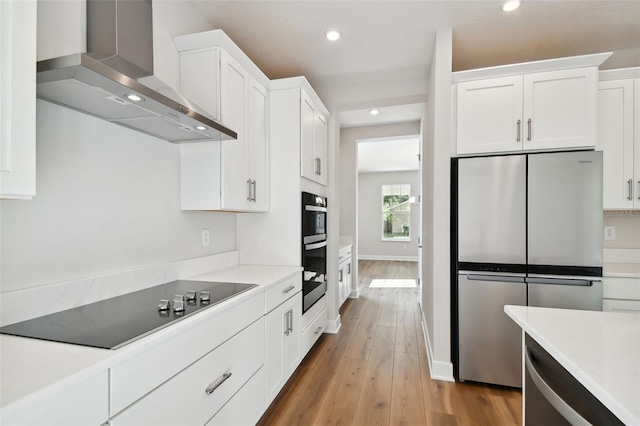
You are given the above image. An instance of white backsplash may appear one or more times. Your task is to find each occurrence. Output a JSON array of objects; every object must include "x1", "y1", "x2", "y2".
[
  {"x1": 603, "y1": 248, "x2": 640, "y2": 264},
  {"x1": 0, "y1": 251, "x2": 239, "y2": 327}
]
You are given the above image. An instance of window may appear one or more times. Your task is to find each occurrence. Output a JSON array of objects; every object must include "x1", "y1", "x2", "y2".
[{"x1": 382, "y1": 184, "x2": 411, "y2": 241}]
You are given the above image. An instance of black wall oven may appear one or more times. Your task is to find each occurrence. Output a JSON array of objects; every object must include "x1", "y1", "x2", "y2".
[{"x1": 302, "y1": 192, "x2": 327, "y2": 313}]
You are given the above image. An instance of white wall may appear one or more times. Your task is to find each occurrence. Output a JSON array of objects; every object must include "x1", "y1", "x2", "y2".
[
  {"x1": 0, "y1": 1, "x2": 235, "y2": 293},
  {"x1": 358, "y1": 171, "x2": 419, "y2": 261},
  {"x1": 421, "y1": 28, "x2": 453, "y2": 381},
  {"x1": 0, "y1": 101, "x2": 236, "y2": 293}
]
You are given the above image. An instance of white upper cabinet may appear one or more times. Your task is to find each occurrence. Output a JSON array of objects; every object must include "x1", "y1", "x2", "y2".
[
  {"x1": 597, "y1": 70, "x2": 640, "y2": 209},
  {"x1": 1, "y1": 0, "x2": 37, "y2": 200},
  {"x1": 176, "y1": 30, "x2": 269, "y2": 212},
  {"x1": 454, "y1": 53, "x2": 610, "y2": 156},
  {"x1": 300, "y1": 90, "x2": 328, "y2": 185}
]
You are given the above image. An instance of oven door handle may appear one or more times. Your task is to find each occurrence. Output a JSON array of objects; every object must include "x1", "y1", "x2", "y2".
[
  {"x1": 305, "y1": 241, "x2": 327, "y2": 250},
  {"x1": 305, "y1": 205, "x2": 327, "y2": 212}
]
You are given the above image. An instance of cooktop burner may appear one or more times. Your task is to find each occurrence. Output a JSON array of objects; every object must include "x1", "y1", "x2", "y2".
[{"x1": 0, "y1": 280, "x2": 257, "y2": 350}]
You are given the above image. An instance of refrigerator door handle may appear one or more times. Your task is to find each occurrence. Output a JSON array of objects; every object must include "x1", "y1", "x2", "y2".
[
  {"x1": 467, "y1": 274, "x2": 525, "y2": 283},
  {"x1": 526, "y1": 277, "x2": 593, "y2": 287}
]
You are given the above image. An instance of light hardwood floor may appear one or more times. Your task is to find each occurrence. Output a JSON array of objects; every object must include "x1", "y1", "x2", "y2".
[{"x1": 257, "y1": 260, "x2": 522, "y2": 426}]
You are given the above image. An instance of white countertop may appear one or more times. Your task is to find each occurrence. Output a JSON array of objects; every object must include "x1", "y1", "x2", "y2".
[
  {"x1": 0, "y1": 264, "x2": 300, "y2": 417},
  {"x1": 505, "y1": 305, "x2": 640, "y2": 425}
]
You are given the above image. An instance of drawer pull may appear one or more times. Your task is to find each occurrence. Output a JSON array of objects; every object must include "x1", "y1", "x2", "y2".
[
  {"x1": 282, "y1": 285, "x2": 295, "y2": 294},
  {"x1": 205, "y1": 372, "x2": 232, "y2": 395},
  {"x1": 314, "y1": 326, "x2": 323, "y2": 335}
]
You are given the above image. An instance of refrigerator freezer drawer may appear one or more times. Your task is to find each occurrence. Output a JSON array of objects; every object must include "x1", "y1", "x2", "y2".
[
  {"x1": 458, "y1": 274, "x2": 526, "y2": 387},
  {"x1": 527, "y1": 279, "x2": 603, "y2": 311}
]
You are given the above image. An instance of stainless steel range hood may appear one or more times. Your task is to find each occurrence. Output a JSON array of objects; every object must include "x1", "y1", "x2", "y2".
[{"x1": 36, "y1": 0, "x2": 236, "y2": 143}]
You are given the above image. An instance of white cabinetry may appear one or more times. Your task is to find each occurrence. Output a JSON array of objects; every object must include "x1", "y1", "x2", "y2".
[
  {"x1": 1, "y1": 0, "x2": 36, "y2": 199},
  {"x1": 598, "y1": 70, "x2": 640, "y2": 209},
  {"x1": 2, "y1": 371, "x2": 108, "y2": 426},
  {"x1": 603, "y1": 276, "x2": 640, "y2": 313},
  {"x1": 111, "y1": 319, "x2": 265, "y2": 426},
  {"x1": 454, "y1": 53, "x2": 610, "y2": 156},
  {"x1": 177, "y1": 30, "x2": 269, "y2": 212},
  {"x1": 301, "y1": 90, "x2": 328, "y2": 185},
  {"x1": 264, "y1": 275, "x2": 302, "y2": 407},
  {"x1": 338, "y1": 244, "x2": 353, "y2": 307}
]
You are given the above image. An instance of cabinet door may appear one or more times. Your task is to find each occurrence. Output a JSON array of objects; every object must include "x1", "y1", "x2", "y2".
[
  {"x1": 220, "y1": 51, "x2": 249, "y2": 210},
  {"x1": 456, "y1": 75, "x2": 523, "y2": 155},
  {"x1": 523, "y1": 67, "x2": 597, "y2": 151},
  {"x1": 1, "y1": 0, "x2": 36, "y2": 199},
  {"x1": 179, "y1": 47, "x2": 221, "y2": 120},
  {"x1": 264, "y1": 294, "x2": 301, "y2": 407},
  {"x1": 300, "y1": 90, "x2": 317, "y2": 181},
  {"x1": 314, "y1": 112, "x2": 328, "y2": 185},
  {"x1": 345, "y1": 257, "x2": 353, "y2": 299},
  {"x1": 635, "y1": 78, "x2": 640, "y2": 208},
  {"x1": 247, "y1": 76, "x2": 269, "y2": 211},
  {"x1": 338, "y1": 260, "x2": 347, "y2": 306},
  {"x1": 597, "y1": 79, "x2": 635, "y2": 209}
]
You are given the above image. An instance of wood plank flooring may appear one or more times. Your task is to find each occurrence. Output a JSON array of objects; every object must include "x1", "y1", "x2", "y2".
[{"x1": 257, "y1": 260, "x2": 522, "y2": 426}]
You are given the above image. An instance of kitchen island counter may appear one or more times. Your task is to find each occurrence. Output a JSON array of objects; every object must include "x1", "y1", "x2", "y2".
[
  {"x1": 0, "y1": 263, "x2": 301, "y2": 424},
  {"x1": 505, "y1": 305, "x2": 640, "y2": 425}
]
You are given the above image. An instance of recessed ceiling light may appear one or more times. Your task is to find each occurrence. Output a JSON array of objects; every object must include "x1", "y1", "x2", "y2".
[
  {"x1": 326, "y1": 30, "x2": 340, "y2": 41},
  {"x1": 124, "y1": 94, "x2": 144, "y2": 102},
  {"x1": 369, "y1": 109, "x2": 380, "y2": 116},
  {"x1": 502, "y1": 0, "x2": 520, "y2": 12},
  {"x1": 195, "y1": 125, "x2": 207, "y2": 131}
]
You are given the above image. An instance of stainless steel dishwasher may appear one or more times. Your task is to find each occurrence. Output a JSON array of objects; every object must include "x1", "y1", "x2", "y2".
[{"x1": 458, "y1": 272, "x2": 526, "y2": 387}]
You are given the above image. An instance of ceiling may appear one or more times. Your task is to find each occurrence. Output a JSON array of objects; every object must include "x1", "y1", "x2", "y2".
[
  {"x1": 190, "y1": 1, "x2": 640, "y2": 129},
  {"x1": 191, "y1": 0, "x2": 640, "y2": 89}
]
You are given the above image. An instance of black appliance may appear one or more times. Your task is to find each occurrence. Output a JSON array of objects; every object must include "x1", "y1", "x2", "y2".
[
  {"x1": 0, "y1": 280, "x2": 256, "y2": 349},
  {"x1": 301, "y1": 191, "x2": 327, "y2": 313}
]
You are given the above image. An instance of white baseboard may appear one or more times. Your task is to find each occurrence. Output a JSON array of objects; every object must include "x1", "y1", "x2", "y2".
[
  {"x1": 421, "y1": 312, "x2": 454, "y2": 382},
  {"x1": 325, "y1": 314, "x2": 342, "y2": 334},
  {"x1": 358, "y1": 254, "x2": 418, "y2": 262}
]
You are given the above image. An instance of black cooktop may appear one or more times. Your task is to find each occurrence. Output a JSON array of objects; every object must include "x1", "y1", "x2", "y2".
[{"x1": 0, "y1": 280, "x2": 257, "y2": 350}]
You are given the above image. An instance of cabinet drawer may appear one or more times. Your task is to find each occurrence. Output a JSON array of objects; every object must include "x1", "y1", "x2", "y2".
[
  {"x1": 265, "y1": 273, "x2": 302, "y2": 313},
  {"x1": 338, "y1": 246, "x2": 352, "y2": 262},
  {"x1": 207, "y1": 366, "x2": 265, "y2": 426},
  {"x1": 111, "y1": 318, "x2": 265, "y2": 426},
  {"x1": 603, "y1": 299, "x2": 640, "y2": 313},
  {"x1": 110, "y1": 290, "x2": 264, "y2": 415},
  {"x1": 2, "y1": 371, "x2": 108, "y2": 426},
  {"x1": 301, "y1": 305, "x2": 327, "y2": 356},
  {"x1": 603, "y1": 276, "x2": 640, "y2": 300}
]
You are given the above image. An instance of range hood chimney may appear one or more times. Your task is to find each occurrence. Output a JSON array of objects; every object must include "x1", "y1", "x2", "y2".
[{"x1": 36, "y1": 0, "x2": 236, "y2": 143}]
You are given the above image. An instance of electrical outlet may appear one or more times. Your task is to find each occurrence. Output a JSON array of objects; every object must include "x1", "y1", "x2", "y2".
[
  {"x1": 201, "y1": 229, "x2": 210, "y2": 247},
  {"x1": 604, "y1": 226, "x2": 616, "y2": 241}
]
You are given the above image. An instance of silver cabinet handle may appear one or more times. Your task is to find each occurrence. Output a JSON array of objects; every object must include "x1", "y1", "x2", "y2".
[
  {"x1": 628, "y1": 179, "x2": 634, "y2": 201},
  {"x1": 282, "y1": 285, "x2": 295, "y2": 294},
  {"x1": 525, "y1": 350, "x2": 589, "y2": 425},
  {"x1": 314, "y1": 326, "x2": 323, "y2": 335},
  {"x1": 347, "y1": 263, "x2": 351, "y2": 274},
  {"x1": 284, "y1": 310, "x2": 290, "y2": 336},
  {"x1": 246, "y1": 179, "x2": 252, "y2": 201},
  {"x1": 637, "y1": 180, "x2": 639, "y2": 200},
  {"x1": 205, "y1": 372, "x2": 232, "y2": 395},
  {"x1": 252, "y1": 180, "x2": 257, "y2": 201},
  {"x1": 289, "y1": 309, "x2": 294, "y2": 333},
  {"x1": 339, "y1": 270, "x2": 343, "y2": 282},
  {"x1": 516, "y1": 119, "x2": 521, "y2": 142},
  {"x1": 527, "y1": 118, "x2": 532, "y2": 141},
  {"x1": 315, "y1": 157, "x2": 321, "y2": 175}
]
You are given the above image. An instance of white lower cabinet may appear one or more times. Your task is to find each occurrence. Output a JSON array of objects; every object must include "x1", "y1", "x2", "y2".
[
  {"x1": 264, "y1": 291, "x2": 301, "y2": 407},
  {"x1": 603, "y1": 276, "x2": 640, "y2": 313},
  {"x1": 300, "y1": 295, "x2": 328, "y2": 356},
  {"x1": 111, "y1": 318, "x2": 265, "y2": 426},
  {"x1": 2, "y1": 371, "x2": 108, "y2": 426},
  {"x1": 338, "y1": 245, "x2": 353, "y2": 307},
  {"x1": 206, "y1": 367, "x2": 265, "y2": 426}
]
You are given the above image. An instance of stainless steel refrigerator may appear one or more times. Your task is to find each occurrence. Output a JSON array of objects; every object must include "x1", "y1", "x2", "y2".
[{"x1": 454, "y1": 151, "x2": 603, "y2": 388}]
